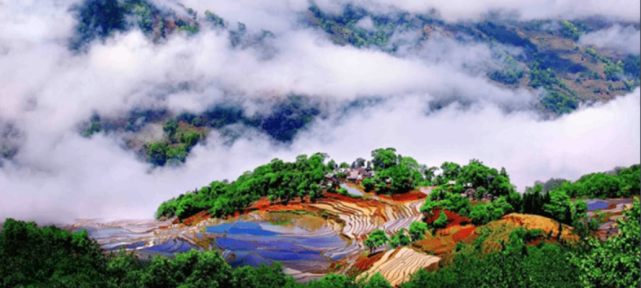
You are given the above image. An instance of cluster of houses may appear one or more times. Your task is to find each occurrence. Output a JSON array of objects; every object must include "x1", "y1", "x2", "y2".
[
  {"x1": 319, "y1": 167, "x2": 492, "y2": 201},
  {"x1": 456, "y1": 181, "x2": 493, "y2": 201},
  {"x1": 419, "y1": 180, "x2": 492, "y2": 201},
  {"x1": 321, "y1": 167, "x2": 377, "y2": 189}
]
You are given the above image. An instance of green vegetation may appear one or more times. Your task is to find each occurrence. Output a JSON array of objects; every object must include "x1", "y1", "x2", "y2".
[
  {"x1": 622, "y1": 55, "x2": 641, "y2": 79},
  {"x1": 82, "y1": 120, "x2": 102, "y2": 137},
  {"x1": 145, "y1": 119, "x2": 204, "y2": 166},
  {"x1": 604, "y1": 61, "x2": 624, "y2": 81},
  {"x1": 364, "y1": 229, "x2": 389, "y2": 253},
  {"x1": 0, "y1": 219, "x2": 107, "y2": 287},
  {"x1": 176, "y1": 20, "x2": 200, "y2": 35},
  {"x1": 560, "y1": 21, "x2": 580, "y2": 41},
  {"x1": 586, "y1": 48, "x2": 632, "y2": 81},
  {"x1": 433, "y1": 210, "x2": 448, "y2": 228},
  {"x1": 549, "y1": 164, "x2": 640, "y2": 198},
  {"x1": 126, "y1": 0, "x2": 154, "y2": 34},
  {"x1": 402, "y1": 231, "x2": 583, "y2": 288},
  {"x1": 205, "y1": 10, "x2": 225, "y2": 27},
  {"x1": 419, "y1": 159, "x2": 521, "y2": 225},
  {"x1": 362, "y1": 178, "x2": 375, "y2": 192},
  {"x1": 541, "y1": 91, "x2": 577, "y2": 114},
  {"x1": 309, "y1": 4, "x2": 384, "y2": 49},
  {"x1": 71, "y1": 0, "x2": 127, "y2": 50},
  {"x1": 5, "y1": 198, "x2": 638, "y2": 287},
  {"x1": 71, "y1": 0, "x2": 160, "y2": 50},
  {"x1": 570, "y1": 198, "x2": 640, "y2": 287},
  {"x1": 370, "y1": 148, "x2": 425, "y2": 194},
  {"x1": 421, "y1": 162, "x2": 639, "y2": 227},
  {"x1": 489, "y1": 57, "x2": 525, "y2": 85},
  {"x1": 2, "y1": 157, "x2": 640, "y2": 287},
  {"x1": 156, "y1": 153, "x2": 330, "y2": 220},
  {"x1": 408, "y1": 221, "x2": 428, "y2": 241},
  {"x1": 406, "y1": 204, "x2": 639, "y2": 288},
  {"x1": 489, "y1": 69, "x2": 524, "y2": 85}
]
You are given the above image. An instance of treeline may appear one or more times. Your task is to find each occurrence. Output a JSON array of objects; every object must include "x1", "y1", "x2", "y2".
[
  {"x1": 156, "y1": 153, "x2": 330, "y2": 220},
  {"x1": 3, "y1": 198, "x2": 638, "y2": 287},
  {"x1": 156, "y1": 147, "x2": 458, "y2": 221},
  {"x1": 421, "y1": 163, "x2": 639, "y2": 229},
  {"x1": 548, "y1": 164, "x2": 640, "y2": 198}
]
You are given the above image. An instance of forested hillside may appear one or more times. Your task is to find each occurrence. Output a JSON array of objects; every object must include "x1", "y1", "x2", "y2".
[{"x1": 36, "y1": 0, "x2": 639, "y2": 167}]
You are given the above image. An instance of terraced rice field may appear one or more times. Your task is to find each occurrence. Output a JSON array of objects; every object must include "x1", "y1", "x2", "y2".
[
  {"x1": 73, "y1": 194, "x2": 431, "y2": 281},
  {"x1": 358, "y1": 247, "x2": 440, "y2": 287},
  {"x1": 309, "y1": 197, "x2": 424, "y2": 241}
]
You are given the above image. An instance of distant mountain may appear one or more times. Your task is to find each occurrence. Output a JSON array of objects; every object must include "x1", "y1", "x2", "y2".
[{"x1": 59, "y1": 0, "x2": 641, "y2": 166}]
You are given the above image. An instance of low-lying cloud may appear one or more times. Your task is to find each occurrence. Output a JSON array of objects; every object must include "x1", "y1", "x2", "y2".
[
  {"x1": 312, "y1": 0, "x2": 640, "y2": 22},
  {"x1": 1, "y1": 89, "x2": 638, "y2": 224},
  {"x1": 580, "y1": 24, "x2": 641, "y2": 55},
  {"x1": 0, "y1": 0, "x2": 639, "y2": 225}
]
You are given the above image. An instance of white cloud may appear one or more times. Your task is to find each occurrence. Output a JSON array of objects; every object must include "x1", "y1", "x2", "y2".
[
  {"x1": 0, "y1": 0, "x2": 639, "y2": 225},
  {"x1": 313, "y1": 0, "x2": 640, "y2": 22},
  {"x1": 580, "y1": 25, "x2": 641, "y2": 55},
  {"x1": 355, "y1": 16, "x2": 375, "y2": 30},
  {"x1": 2, "y1": 89, "x2": 638, "y2": 223},
  {"x1": 290, "y1": 89, "x2": 641, "y2": 191}
]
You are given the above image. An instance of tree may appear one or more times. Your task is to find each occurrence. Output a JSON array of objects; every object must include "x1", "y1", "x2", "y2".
[
  {"x1": 308, "y1": 274, "x2": 355, "y2": 288},
  {"x1": 420, "y1": 197, "x2": 438, "y2": 217},
  {"x1": 148, "y1": 142, "x2": 168, "y2": 166},
  {"x1": 339, "y1": 162, "x2": 350, "y2": 168},
  {"x1": 469, "y1": 204, "x2": 493, "y2": 225},
  {"x1": 371, "y1": 148, "x2": 398, "y2": 170},
  {"x1": 389, "y1": 235, "x2": 400, "y2": 249},
  {"x1": 474, "y1": 187, "x2": 487, "y2": 200},
  {"x1": 0, "y1": 219, "x2": 107, "y2": 287},
  {"x1": 374, "y1": 181, "x2": 389, "y2": 194},
  {"x1": 423, "y1": 167, "x2": 439, "y2": 182},
  {"x1": 409, "y1": 221, "x2": 428, "y2": 241},
  {"x1": 433, "y1": 210, "x2": 448, "y2": 229},
  {"x1": 492, "y1": 196, "x2": 514, "y2": 215},
  {"x1": 374, "y1": 164, "x2": 415, "y2": 194},
  {"x1": 365, "y1": 229, "x2": 389, "y2": 254},
  {"x1": 327, "y1": 160, "x2": 337, "y2": 170},
  {"x1": 398, "y1": 229, "x2": 411, "y2": 246},
  {"x1": 574, "y1": 200, "x2": 588, "y2": 220},
  {"x1": 543, "y1": 190, "x2": 574, "y2": 224},
  {"x1": 363, "y1": 272, "x2": 392, "y2": 288},
  {"x1": 440, "y1": 162, "x2": 461, "y2": 180},
  {"x1": 163, "y1": 119, "x2": 179, "y2": 140},
  {"x1": 522, "y1": 184, "x2": 545, "y2": 215},
  {"x1": 353, "y1": 158, "x2": 366, "y2": 168},
  {"x1": 571, "y1": 198, "x2": 640, "y2": 288},
  {"x1": 362, "y1": 178, "x2": 375, "y2": 192}
]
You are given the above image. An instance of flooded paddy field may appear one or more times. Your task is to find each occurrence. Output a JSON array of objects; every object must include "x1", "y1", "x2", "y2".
[
  {"x1": 69, "y1": 194, "x2": 430, "y2": 281},
  {"x1": 71, "y1": 212, "x2": 353, "y2": 276},
  {"x1": 578, "y1": 198, "x2": 636, "y2": 239}
]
